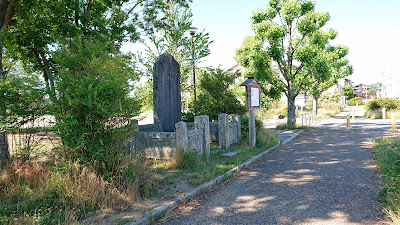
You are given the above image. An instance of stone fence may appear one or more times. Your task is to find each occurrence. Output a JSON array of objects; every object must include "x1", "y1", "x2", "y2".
[{"x1": 126, "y1": 114, "x2": 241, "y2": 159}]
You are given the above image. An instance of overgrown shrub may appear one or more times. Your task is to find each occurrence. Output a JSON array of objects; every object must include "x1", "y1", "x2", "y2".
[
  {"x1": 364, "y1": 98, "x2": 400, "y2": 111},
  {"x1": 184, "y1": 67, "x2": 246, "y2": 122},
  {"x1": 240, "y1": 116, "x2": 263, "y2": 140},
  {"x1": 53, "y1": 38, "x2": 141, "y2": 177},
  {"x1": 347, "y1": 97, "x2": 364, "y2": 106}
]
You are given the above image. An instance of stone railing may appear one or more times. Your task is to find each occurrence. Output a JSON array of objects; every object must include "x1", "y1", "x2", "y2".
[{"x1": 126, "y1": 114, "x2": 241, "y2": 159}]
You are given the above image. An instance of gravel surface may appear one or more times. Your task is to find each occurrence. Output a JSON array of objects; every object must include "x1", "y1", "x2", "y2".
[{"x1": 159, "y1": 120, "x2": 389, "y2": 225}]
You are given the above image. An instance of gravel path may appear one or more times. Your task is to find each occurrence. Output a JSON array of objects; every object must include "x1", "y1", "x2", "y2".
[{"x1": 159, "y1": 120, "x2": 387, "y2": 225}]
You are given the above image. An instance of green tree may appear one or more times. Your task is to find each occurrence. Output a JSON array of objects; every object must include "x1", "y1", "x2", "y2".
[
  {"x1": 235, "y1": 36, "x2": 284, "y2": 101},
  {"x1": 136, "y1": 0, "x2": 212, "y2": 109},
  {"x1": 0, "y1": 0, "x2": 19, "y2": 165},
  {"x1": 302, "y1": 29, "x2": 352, "y2": 115},
  {"x1": 0, "y1": 0, "x2": 191, "y2": 172},
  {"x1": 184, "y1": 67, "x2": 246, "y2": 121},
  {"x1": 248, "y1": 0, "x2": 336, "y2": 125},
  {"x1": 342, "y1": 84, "x2": 354, "y2": 100}
]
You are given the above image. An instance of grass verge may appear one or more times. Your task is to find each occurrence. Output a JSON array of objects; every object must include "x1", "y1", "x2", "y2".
[
  {"x1": 152, "y1": 128, "x2": 278, "y2": 191},
  {"x1": 275, "y1": 124, "x2": 309, "y2": 130},
  {"x1": 374, "y1": 137, "x2": 400, "y2": 224},
  {"x1": 0, "y1": 128, "x2": 279, "y2": 224}
]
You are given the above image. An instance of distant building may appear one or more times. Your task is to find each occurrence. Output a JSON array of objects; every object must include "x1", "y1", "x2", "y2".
[{"x1": 381, "y1": 72, "x2": 400, "y2": 99}]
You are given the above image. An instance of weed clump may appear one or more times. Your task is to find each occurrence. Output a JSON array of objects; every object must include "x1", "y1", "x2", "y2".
[
  {"x1": 172, "y1": 149, "x2": 201, "y2": 169},
  {"x1": 0, "y1": 156, "x2": 156, "y2": 224}
]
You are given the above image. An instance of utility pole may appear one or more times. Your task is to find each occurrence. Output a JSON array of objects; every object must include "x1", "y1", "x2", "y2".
[{"x1": 188, "y1": 27, "x2": 197, "y2": 100}]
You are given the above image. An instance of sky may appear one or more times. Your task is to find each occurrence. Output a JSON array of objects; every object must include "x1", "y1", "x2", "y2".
[{"x1": 188, "y1": 0, "x2": 400, "y2": 84}]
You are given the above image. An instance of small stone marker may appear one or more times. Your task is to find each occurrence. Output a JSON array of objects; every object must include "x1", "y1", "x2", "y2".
[
  {"x1": 153, "y1": 53, "x2": 181, "y2": 132},
  {"x1": 220, "y1": 150, "x2": 242, "y2": 157}
]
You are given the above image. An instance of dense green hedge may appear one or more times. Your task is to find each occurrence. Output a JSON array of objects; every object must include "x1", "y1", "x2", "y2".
[{"x1": 364, "y1": 98, "x2": 400, "y2": 111}]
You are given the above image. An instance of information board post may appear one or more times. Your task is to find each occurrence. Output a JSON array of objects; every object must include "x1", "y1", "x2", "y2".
[{"x1": 240, "y1": 78, "x2": 261, "y2": 147}]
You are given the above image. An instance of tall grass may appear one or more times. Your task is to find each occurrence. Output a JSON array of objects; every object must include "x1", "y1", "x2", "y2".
[
  {"x1": 374, "y1": 137, "x2": 400, "y2": 224},
  {"x1": 0, "y1": 156, "x2": 156, "y2": 224}
]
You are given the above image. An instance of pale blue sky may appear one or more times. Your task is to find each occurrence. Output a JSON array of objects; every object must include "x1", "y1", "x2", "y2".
[{"x1": 189, "y1": 0, "x2": 400, "y2": 84}]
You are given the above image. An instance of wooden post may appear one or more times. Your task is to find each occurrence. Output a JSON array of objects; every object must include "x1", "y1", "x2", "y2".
[{"x1": 249, "y1": 110, "x2": 256, "y2": 147}]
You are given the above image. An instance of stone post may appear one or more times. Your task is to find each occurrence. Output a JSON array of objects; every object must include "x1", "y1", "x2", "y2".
[
  {"x1": 232, "y1": 115, "x2": 241, "y2": 142},
  {"x1": 194, "y1": 115, "x2": 210, "y2": 157},
  {"x1": 0, "y1": 131, "x2": 10, "y2": 167},
  {"x1": 175, "y1": 122, "x2": 188, "y2": 152},
  {"x1": 383, "y1": 108, "x2": 386, "y2": 121},
  {"x1": 218, "y1": 113, "x2": 230, "y2": 149}
]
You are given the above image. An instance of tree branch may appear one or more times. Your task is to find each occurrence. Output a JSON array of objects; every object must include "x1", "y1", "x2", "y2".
[{"x1": 1, "y1": 0, "x2": 18, "y2": 32}]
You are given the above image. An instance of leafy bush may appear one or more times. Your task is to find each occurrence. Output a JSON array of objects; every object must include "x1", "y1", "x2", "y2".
[
  {"x1": 184, "y1": 67, "x2": 246, "y2": 121},
  {"x1": 347, "y1": 97, "x2": 364, "y2": 106},
  {"x1": 53, "y1": 39, "x2": 141, "y2": 177},
  {"x1": 364, "y1": 98, "x2": 400, "y2": 111},
  {"x1": 240, "y1": 116, "x2": 263, "y2": 140}
]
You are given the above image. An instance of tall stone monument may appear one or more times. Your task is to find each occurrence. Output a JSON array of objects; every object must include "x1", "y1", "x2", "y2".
[{"x1": 153, "y1": 53, "x2": 181, "y2": 132}]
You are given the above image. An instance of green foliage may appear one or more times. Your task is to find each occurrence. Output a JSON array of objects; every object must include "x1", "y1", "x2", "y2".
[
  {"x1": 342, "y1": 84, "x2": 354, "y2": 100},
  {"x1": 172, "y1": 149, "x2": 201, "y2": 169},
  {"x1": 184, "y1": 68, "x2": 246, "y2": 121},
  {"x1": 137, "y1": 1, "x2": 213, "y2": 103},
  {"x1": 240, "y1": 116, "x2": 263, "y2": 141},
  {"x1": 347, "y1": 97, "x2": 364, "y2": 106},
  {"x1": 374, "y1": 137, "x2": 400, "y2": 221},
  {"x1": 237, "y1": 0, "x2": 346, "y2": 125},
  {"x1": 53, "y1": 38, "x2": 140, "y2": 177},
  {"x1": 0, "y1": 65, "x2": 47, "y2": 131},
  {"x1": 235, "y1": 36, "x2": 283, "y2": 100},
  {"x1": 364, "y1": 98, "x2": 400, "y2": 111},
  {"x1": 134, "y1": 80, "x2": 154, "y2": 111}
]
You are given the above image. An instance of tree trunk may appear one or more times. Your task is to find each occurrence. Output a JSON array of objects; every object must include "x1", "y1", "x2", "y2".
[
  {"x1": 0, "y1": 131, "x2": 9, "y2": 167},
  {"x1": 0, "y1": 35, "x2": 10, "y2": 166},
  {"x1": 287, "y1": 91, "x2": 296, "y2": 126},
  {"x1": 313, "y1": 95, "x2": 318, "y2": 116}
]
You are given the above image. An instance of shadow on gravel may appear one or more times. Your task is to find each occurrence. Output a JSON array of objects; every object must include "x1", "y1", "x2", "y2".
[{"x1": 165, "y1": 129, "x2": 383, "y2": 225}]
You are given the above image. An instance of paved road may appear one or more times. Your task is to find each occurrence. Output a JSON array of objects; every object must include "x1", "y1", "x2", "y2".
[{"x1": 159, "y1": 119, "x2": 393, "y2": 225}]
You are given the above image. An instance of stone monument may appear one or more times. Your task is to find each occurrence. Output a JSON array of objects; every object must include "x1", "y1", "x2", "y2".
[{"x1": 153, "y1": 53, "x2": 181, "y2": 132}]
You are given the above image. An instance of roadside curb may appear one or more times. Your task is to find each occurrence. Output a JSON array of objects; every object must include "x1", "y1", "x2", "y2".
[{"x1": 126, "y1": 129, "x2": 304, "y2": 225}]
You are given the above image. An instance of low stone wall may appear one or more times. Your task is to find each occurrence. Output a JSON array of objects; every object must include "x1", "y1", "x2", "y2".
[
  {"x1": 209, "y1": 122, "x2": 218, "y2": 143},
  {"x1": 127, "y1": 114, "x2": 241, "y2": 160},
  {"x1": 126, "y1": 132, "x2": 176, "y2": 159}
]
